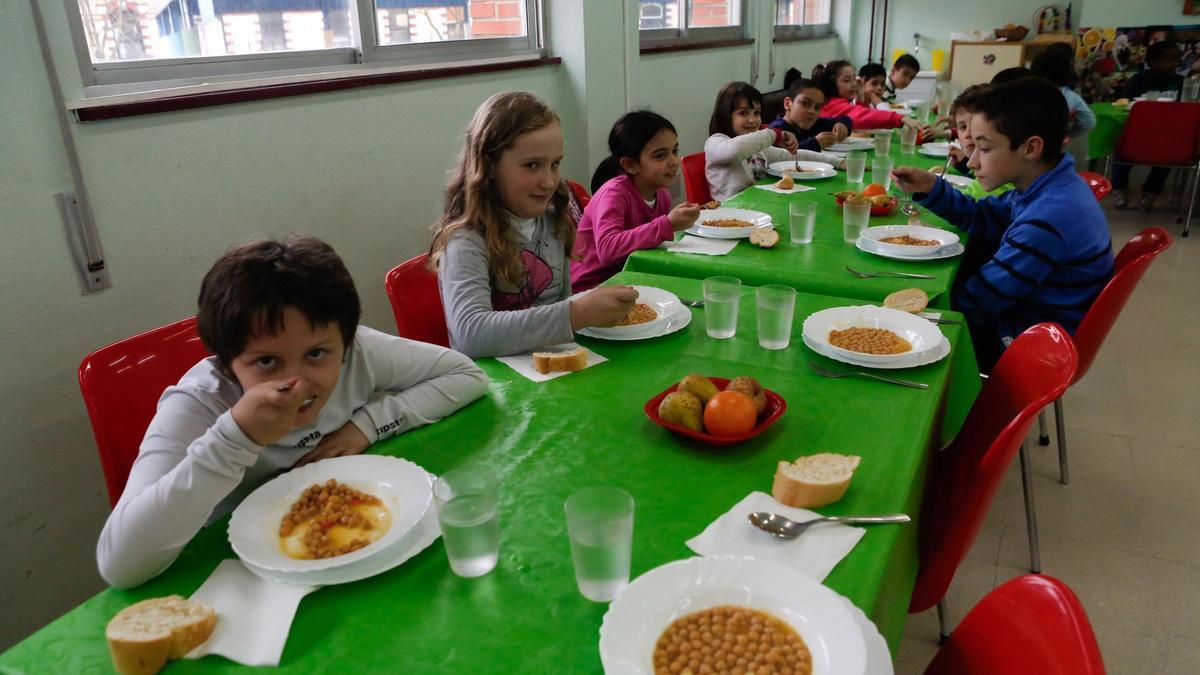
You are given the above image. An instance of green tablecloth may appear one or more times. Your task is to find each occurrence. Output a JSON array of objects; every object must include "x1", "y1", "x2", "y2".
[
  {"x1": 1089, "y1": 102, "x2": 1129, "y2": 160},
  {"x1": 0, "y1": 272, "x2": 980, "y2": 674},
  {"x1": 626, "y1": 148, "x2": 968, "y2": 309}
]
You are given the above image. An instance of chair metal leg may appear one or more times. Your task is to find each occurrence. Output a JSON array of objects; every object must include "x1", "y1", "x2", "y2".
[
  {"x1": 1055, "y1": 398, "x2": 1069, "y2": 485},
  {"x1": 1019, "y1": 443, "x2": 1042, "y2": 574},
  {"x1": 936, "y1": 598, "x2": 950, "y2": 644},
  {"x1": 1184, "y1": 163, "x2": 1200, "y2": 237},
  {"x1": 1037, "y1": 408, "x2": 1050, "y2": 445}
]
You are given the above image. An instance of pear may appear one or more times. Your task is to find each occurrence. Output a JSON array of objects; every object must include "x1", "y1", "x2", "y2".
[
  {"x1": 677, "y1": 374, "x2": 719, "y2": 404},
  {"x1": 658, "y1": 391, "x2": 704, "y2": 432},
  {"x1": 726, "y1": 376, "x2": 767, "y2": 416}
]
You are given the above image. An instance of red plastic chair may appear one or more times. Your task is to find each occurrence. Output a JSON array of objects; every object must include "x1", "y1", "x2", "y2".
[
  {"x1": 385, "y1": 254, "x2": 450, "y2": 347},
  {"x1": 925, "y1": 574, "x2": 1105, "y2": 675},
  {"x1": 1112, "y1": 101, "x2": 1200, "y2": 236},
  {"x1": 78, "y1": 317, "x2": 211, "y2": 507},
  {"x1": 911, "y1": 324, "x2": 1077, "y2": 637},
  {"x1": 565, "y1": 179, "x2": 591, "y2": 209},
  {"x1": 1078, "y1": 171, "x2": 1111, "y2": 201},
  {"x1": 1036, "y1": 228, "x2": 1172, "y2": 485},
  {"x1": 681, "y1": 152, "x2": 713, "y2": 205}
]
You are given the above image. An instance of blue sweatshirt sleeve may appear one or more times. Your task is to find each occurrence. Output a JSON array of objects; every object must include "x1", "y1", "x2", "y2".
[
  {"x1": 917, "y1": 178, "x2": 1012, "y2": 245},
  {"x1": 952, "y1": 219, "x2": 1068, "y2": 319}
]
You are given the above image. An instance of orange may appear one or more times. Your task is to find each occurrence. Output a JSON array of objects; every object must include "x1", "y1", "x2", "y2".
[
  {"x1": 862, "y1": 183, "x2": 887, "y2": 197},
  {"x1": 703, "y1": 391, "x2": 758, "y2": 436}
]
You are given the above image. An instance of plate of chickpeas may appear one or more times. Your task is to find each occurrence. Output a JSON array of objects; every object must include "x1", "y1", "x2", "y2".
[
  {"x1": 228, "y1": 455, "x2": 433, "y2": 575},
  {"x1": 802, "y1": 306, "x2": 947, "y2": 367},
  {"x1": 599, "y1": 556, "x2": 867, "y2": 675}
]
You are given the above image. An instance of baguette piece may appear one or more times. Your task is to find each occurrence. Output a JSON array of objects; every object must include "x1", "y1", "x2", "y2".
[
  {"x1": 772, "y1": 453, "x2": 861, "y2": 508},
  {"x1": 107, "y1": 595, "x2": 216, "y2": 675},
  {"x1": 531, "y1": 347, "x2": 588, "y2": 374},
  {"x1": 775, "y1": 174, "x2": 794, "y2": 190},
  {"x1": 883, "y1": 288, "x2": 929, "y2": 314}
]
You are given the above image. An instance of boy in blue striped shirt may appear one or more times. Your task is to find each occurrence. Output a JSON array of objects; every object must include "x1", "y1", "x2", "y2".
[{"x1": 893, "y1": 77, "x2": 1113, "y2": 371}]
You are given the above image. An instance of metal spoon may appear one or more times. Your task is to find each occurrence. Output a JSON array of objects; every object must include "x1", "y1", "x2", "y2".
[{"x1": 748, "y1": 511, "x2": 910, "y2": 540}]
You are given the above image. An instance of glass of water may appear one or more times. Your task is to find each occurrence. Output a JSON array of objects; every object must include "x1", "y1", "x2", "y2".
[
  {"x1": 789, "y1": 202, "x2": 816, "y2": 244},
  {"x1": 874, "y1": 131, "x2": 892, "y2": 156},
  {"x1": 565, "y1": 486, "x2": 634, "y2": 602},
  {"x1": 703, "y1": 276, "x2": 741, "y2": 339},
  {"x1": 434, "y1": 466, "x2": 500, "y2": 578},
  {"x1": 843, "y1": 200, "x2": 872, "y2": 243},
  {"x1": 756, "y1": 285, "x2": 797, "y2": 350},
  {"x1": 900, "y1": 125, "x2": 918, "y2": 154},
  {"x1": 872, "y1": 155, "x2": 895, "y2": 191},
  {"x1": 845, "y1": 151, "x2": 867, "y2": 183},
  {"x1": 916, "y1": 101, "x2": 932, "y2": 123}
]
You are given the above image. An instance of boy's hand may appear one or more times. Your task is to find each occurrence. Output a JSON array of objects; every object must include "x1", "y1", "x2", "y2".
[
  {"x1": 668, "y1": 202, "x2": 702, "y2": 232},
  {"x1": 232, "y1": 378, "x2": 315, "y2": 446},
  {"x1": 778, "y1": 131, "x2": 800, "y2": 153},
  {"x1": 949, "y1": 145, "x2": 969, "y2": 164},
  {"x1": 295, "y1": 421, "x2": 370, "y2": 467},
  {"x1": 892, "y1": 167, "x2": 938, "y2": 195},
  {"x1": 570, "y1": 286, "x2": 639, "y2": 329},
  {"x1": 832, "y1": 123, "x2": 849, "y2": 141},
  {"x1": 814, "y1": 131, "x2": 838, "y2": 148},
  {"x1": 900, "y1": 116, "x2": 922, "y2": 130}
]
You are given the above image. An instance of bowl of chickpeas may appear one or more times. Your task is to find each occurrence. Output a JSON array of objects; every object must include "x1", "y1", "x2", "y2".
[
  {"x1": 802, "y1": 305, "x2": 947, "y2": 366},
  {"x1": 228, "y1": 455, "x2": 433, "y2": 574},
  {"x1": 599, "y1": 556, "x2": 867, "y2": 675}
]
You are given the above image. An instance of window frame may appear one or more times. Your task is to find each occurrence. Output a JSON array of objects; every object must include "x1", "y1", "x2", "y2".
[
  {"x1": 65, "y1": 0, "x2": 544, "y2": 95},
  {"x1": 638, "y1": 0, "x2": 748, "y2": 50},
  {"x1": 772, "y1": 0, "x2": 834, "y2": 41}
]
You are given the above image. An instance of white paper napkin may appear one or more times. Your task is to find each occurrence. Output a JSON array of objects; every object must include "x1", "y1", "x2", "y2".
[
  {"x1": 494, "y1": 342, "x2": 607, "y2": 382},
  {"x1": 686, "y1": 491, "x2": 866, "y2": 582},
  {"x1": 661, "y1": 235, "x2": 739, "y2": 256},
  {"x1": 753, "y1": 183, "x2": 816, "y2": 195},
  {"x1": 185, "y1": 559, "x2": 319, "y2": 666}
]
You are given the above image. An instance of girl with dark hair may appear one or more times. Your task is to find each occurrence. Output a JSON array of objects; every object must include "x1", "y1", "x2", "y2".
[
  {"x1": 812, "y1": 60, "x2": 924, "y2": 131},
  {"x1": 1031, "y1": 43, "x2": 1095, "y2": 170},
  {"x1": 571, "y1": 111, "x2": 700, "y2": 291}
]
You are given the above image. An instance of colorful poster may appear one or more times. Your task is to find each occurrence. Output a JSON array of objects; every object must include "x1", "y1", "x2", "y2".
[{"x1": 1075, "y1": 24, "x2": 1200, "y2": 101}]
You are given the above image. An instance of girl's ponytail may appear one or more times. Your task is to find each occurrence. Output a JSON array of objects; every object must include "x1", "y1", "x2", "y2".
[
  {"x1": 590, "y1": 156, "x2": 624, "y2": 193},
  {"x1": 590, "y1": 110, "x2": 677, "y2": 193}
]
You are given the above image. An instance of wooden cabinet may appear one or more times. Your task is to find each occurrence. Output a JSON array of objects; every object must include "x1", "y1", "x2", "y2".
[{"x1": 949, "y1": 36, "x2": 1074, "y2": 88}]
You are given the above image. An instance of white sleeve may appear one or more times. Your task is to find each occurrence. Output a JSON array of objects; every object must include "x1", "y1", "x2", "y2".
[
  {"x1": 704, "y1": 130, "x2": 776, "y2": 165},
  {"x1": 347, "y1": 328, "x2": 490, "y2": 443},
  {"x1": 96, "y1": 396, "x2": 262, "y2": 588}
]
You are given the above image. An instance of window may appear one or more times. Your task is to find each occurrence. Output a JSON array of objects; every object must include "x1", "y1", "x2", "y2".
[
  {"x1": 774, "y1": 0, "x2": 833, "y2": 40},
  {"x1": 639, "y1": 0, "x2": 746, "y2": 48},
  {"x1": 68, "y1": 0, "x2": 541, "y2": 92}
]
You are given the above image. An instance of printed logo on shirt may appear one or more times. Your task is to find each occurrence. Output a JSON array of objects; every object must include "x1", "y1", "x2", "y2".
[
  {"x1": 295, "y1": 430, "x2": 322, "y2": 448},
  {"x1": 491, "y1": 248, "x2": 555, "y2": 311},
  {"x1": 376, "y1": 418, "x2": 404, "y2": 436}
]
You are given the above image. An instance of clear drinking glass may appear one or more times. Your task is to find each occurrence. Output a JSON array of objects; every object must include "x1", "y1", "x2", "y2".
[
  {"x1": 565, "y1": 486, "x2": 634, "y2": 603},
  {"x1": 845, "y1": 151, "x2": 867, "y2": 183},
  {"x1": 703, "y1": 276, "x2": 742, "y2": 339},
  {"x1": 789, "y1": 202, "x2": 817, "y2": 244},
  {"x1": 843, "y1": 201, "x2": 872, "y2": 243},
  {"x1": 916, "y1": 101, "x2": 932, "y2": 123},
  {"x1": 900, "y1": 125, "x2": 918, "y2": 154},
  {"x1": 874, "y1": 131, "x2": 892, "y2": 156},
  {"x1": 434, "y1": 467, "x2": 500, "y2": 578},
  {"x1": 756, "y1": 285, "x2": 797, "y2": 350},
  {"x1": 872, "y1": 155, "x2": 895, "y2": 191}
]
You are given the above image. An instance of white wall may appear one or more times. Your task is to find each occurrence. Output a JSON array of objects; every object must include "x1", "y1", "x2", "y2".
[{"x1": 1080, "y1": 0, "x2": 1196, "y2": 27}]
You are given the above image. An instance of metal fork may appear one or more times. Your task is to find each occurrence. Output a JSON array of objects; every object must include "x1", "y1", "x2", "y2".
[
  {"x1": 807, "y1": 361, "x2": 930, "y2": 389},
  {"x1": 679, "y1": 298, "x2": 704, "y2": 307},
  {"x1": 845, "y1": 266, "x2": 936, "y2": 280}
]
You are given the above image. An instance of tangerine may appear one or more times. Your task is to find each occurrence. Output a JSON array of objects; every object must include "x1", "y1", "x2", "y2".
[
  {"x1": 703, "y1": 391, "x2": 758, "y2": 437},
  {"x1": 862, "y1": 183, "x2": 887, "y2": 197}
]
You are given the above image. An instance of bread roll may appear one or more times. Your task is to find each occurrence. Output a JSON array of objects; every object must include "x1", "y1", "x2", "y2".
[
  {"x1": 775, "y1": 174, "x2": 794, "y2": 190},
  {"x1": 106, "y1": 595, "x2": 216, "y2": 675},
  {"x1": 883, "y1": 288, "x2": 930, "y2": 314},
  {"x1": 772, "y1": 453, "x2": 861, "y2": 508},
  {"x1": 532, "y1": 347, "x2": 588, "y2": 374}
]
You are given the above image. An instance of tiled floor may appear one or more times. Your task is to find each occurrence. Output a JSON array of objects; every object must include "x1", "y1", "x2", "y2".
[{"x1": 894, "y1": 204, "x2": 1199, "y2": 674}]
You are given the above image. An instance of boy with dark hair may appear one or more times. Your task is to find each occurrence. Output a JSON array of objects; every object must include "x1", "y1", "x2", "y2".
[
  {"x1": 97, "y1": 236, "x2": 489, "y2": 588},
  {"x1": 885, "y1": 54, "x2": 921, "y2": 99},
  {"x1": 991, "y1": 66, "x2": 1034, "y2": 84},
  {"x1": 1112, "y1": 41, "x2": 1185, "y2": 209},
  {"x1": 858, "y1": 62, "x2": 888, "y2": 105},
  {"x1": 768, "y1": 77, "x2": 853, "y2": 151},
  {"x1": 893, "y1": 78, "x2": 1113, "y2": 371}
]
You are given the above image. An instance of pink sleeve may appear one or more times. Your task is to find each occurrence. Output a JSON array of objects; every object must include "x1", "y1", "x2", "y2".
[
  {"x1": 591, "y1": 190, "x2": 674, "y2": 267},
  {"x1": 822, "y1": 98, "x2": 902, "y2": 129}
]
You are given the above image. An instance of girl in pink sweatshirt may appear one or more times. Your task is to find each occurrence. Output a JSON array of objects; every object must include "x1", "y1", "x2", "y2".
[
  {"x1": 814, "y1": 60, "x2": 925, "y2": 131},
  {"x1": 570, "y1": 111, "x2": 701, "y2": 291}
]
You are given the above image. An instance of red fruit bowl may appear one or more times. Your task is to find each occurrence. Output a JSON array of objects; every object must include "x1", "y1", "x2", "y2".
[
  {"x1": 644, "y1": 377, "x2": 787, "y2": 446},
  {"x1": 836, "y1": 194, "x2": 897, "y2": 216}
]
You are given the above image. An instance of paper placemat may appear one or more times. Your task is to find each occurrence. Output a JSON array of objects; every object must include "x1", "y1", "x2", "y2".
[
  {"x1": 662, "y1": 235, "x2": 739, "y2": 256},
  {"x1": 754, "y1": 183, "x2": 816, "y2": 195},
  {"x1": 494, "y1": 342, "x2": 607, "y2": 382}
]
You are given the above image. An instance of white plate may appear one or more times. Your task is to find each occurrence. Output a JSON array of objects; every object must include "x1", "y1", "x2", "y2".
[
  {"x1": 767, "y1": 160, "x2": 838, "y2": 180},
  {"x1": 228, "y1": 455, "x2": 433, "y2": 574},
  {"x1": 599, "y1": 556, "x2": 866, "y2": 675},
  {"x1": 857, "y1": 236, "x2": 964, "y2": 261},
  {"x1": 688, "y1": 207, "x2": 773, "y2": 239},
  {"x1": 829, "y1": 139, "x2": 874, "y2": 152},
  {"x1": 876, "y1": 102, "x2": 914, "y2": 115},
  {"x1": 584, "y1": 299, "x2": 669, "y2": 338},
  {"x1": 577, "y1": 286, "x2": 692, "y2": 341},
  {"x1": 943, "y1": 174, "x2": 973, "y2": 190},
  {"x1": 859, "y1": 224, "x2": 960, "y2": 257},
  {"x1": 804, "y1": 331, "x2": 951, "y2": 370},
  {"x1": 841, "y1": 597, "x2": 894, "y2": 675},
  {"x1": 919, "y1": 143, "x2": 952, "y2": 158},
  {"x1": 802, "y1": 305, "x2": 946, "y2": 365}
]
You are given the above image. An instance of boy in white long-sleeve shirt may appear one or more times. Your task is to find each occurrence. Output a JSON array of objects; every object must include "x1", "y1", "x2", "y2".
[{"x1": 96, "y1": 237, "x2": 489, "y2": 588}]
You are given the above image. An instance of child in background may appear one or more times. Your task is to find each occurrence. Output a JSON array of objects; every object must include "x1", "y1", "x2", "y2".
[
  {"x1": 885, "y1": 54, "x2": 921, "y2": 101},
  {"x1": 946, "y1": 84, "x2": 992, "y2": 177},
  {"x1": 704, "y1": 81, "x2": 844, "y2": 202},
  {"x1": 813, "y1": 60, "x2": 925, "y2": 131},
  {"x1": 1032, "y1": 43, "x2": 1096, "y2": 171},
  {"x1": 768, "y1": 77, "x2": 853, "y2": 152},
  {"x1": 858, "y1": 62, "x2": 889, "y2": 106},
  {"x1": 1112, "y1": 41, "x2": 1185, "y2": 210},
  {"x1": 97, "y1": 237, "x2": 489, "y2": 588},
  {"x1": 433, "y1": 91, "x2": 638, "y2": 357},
  {"x1": 893, "y1": 78, "x2": 1112, "y2": 371},
  {"x1": 571, "y1": 111, "x2": 700, "y2": 292},
  {"x1": 991, "y1": 67, "x2": 1034, "y2": 84}
]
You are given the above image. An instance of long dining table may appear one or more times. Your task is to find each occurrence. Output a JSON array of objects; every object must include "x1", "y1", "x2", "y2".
[
  {"x1": 625, "y1": 145, "x2": 967, "y2": 308},
  {"x1": 0, "y1": 269, "x2": 980, "y2": 674}
]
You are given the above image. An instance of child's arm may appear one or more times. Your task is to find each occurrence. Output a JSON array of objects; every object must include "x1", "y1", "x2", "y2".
[
  {"x1": 704, "y1": 130, "x2": 778, "y2": 165},
  {"x1": 589, "y1": 190, "x2": 676, "y2": 267},
  {"x1": 822, "y1": 98, "x2": 904, "y2": 130},
  {"x1": 1072, "y1": 97, "x2": 1096, "y2": 132},
  {"x1": 439, "y1": 232, "x2": 575, "y2": 358},
  {"x1": 763, "y1": 146, "x2": 846, "y2": 169},
  {"x1": 952, "y1": 219, "x2": 1069, "y2": 319},
  {"x1": 896, "y1": 168, "x2": 1012, "y2": 242}
]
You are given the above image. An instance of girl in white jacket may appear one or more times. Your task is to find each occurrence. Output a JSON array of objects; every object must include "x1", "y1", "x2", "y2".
[{"x1": 704, "y1": 81, "x2": 846, "y2": 202}]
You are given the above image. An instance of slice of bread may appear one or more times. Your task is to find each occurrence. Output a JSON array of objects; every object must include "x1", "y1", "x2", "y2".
[
  {"x1": 532, "y1": 347, "x2": 588, "y2": 374},
  {"x1": 772, "y1": 453, "x2": 861, "y2": 508},
  {"x1": 883, "y1": 288, "x2": 929, "y2": 314},
  {"x1": 775, "y1": 174, "x2": 795, "y2": 190},
  {"x1": 106, "y1": 595, "x2": 216, "y2": 675},
  {"x1": 749, "y1": 228, "x2": 780, "y2": 248}
]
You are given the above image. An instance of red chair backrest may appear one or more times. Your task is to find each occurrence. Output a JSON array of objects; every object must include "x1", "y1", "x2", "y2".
[
  {"x1": 566, "y1": 179, "x2": 591, "y2": 209},
  {"x1": 681, "y1": 152, "x2": 713, "y2": 204},
  {"x1": 924, "y1": 574, "x2": 1105, "y2": 675},
  {"x1": 1071, "y1": 227, "x2": 1172, "y2": 384},
  {"x1": 385, "y1": 254, "x2": 450, "y2": 347},
  {"x1": 1078, "y1": 171, "x2": 1111, "y2": 201},
  {"x1": 1114, "y1": 101, "x2": 1200, "y2": 167},
  {"x1": 78, "y1": 317, "x2": 211, "y2": 507},
  {"x1": 910, "y1": 324, "x2": 1078, "y2": 613}
]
